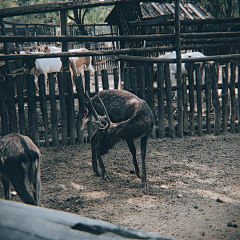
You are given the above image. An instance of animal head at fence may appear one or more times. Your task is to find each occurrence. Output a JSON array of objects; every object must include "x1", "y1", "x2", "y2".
[
  {"x1": 82, "y1": 89, "x2": 154, "y2": 185},
  {"x1": 0, "y1": 133, "x2": 41, "y2": 206}
]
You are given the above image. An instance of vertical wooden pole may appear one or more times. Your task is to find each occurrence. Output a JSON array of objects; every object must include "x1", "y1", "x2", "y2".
[
  {"x1": 165, "y1": 63, "x2": 175, "y2": 139},
  {"x1": 182, "y1": 75, "x2": 188, "y2": 134},
  {"x1": 237, "y1": 64, "x2": 240, "y2": 133},
  {"x1": 94, "y1": 71, "x2": 99, "y2": 93},
  {"x1": 188, "y1": 63, "x2": 195, "y2": 136},
  {"x1": 130, "y1": 67, "x2": 138, "y2": 96},
  {"x1": 212, "y1": 63, "x2": 221, "y2": 135},
  {"x1": 157, "y1": 62, "x2": 165, "y2": 138},
  {"x1": 205, "y1": 64, "x2": 212, "y2": 134},
  {"x1": 222, "y1": 64, "x2": 229, "y2": 133},
  {"x1": 195, "y1": 63, "x2": 203, "y2": 136},
  {"x1": 175, "y1": 0, "x2": 183, "y2": 138},
  {"x1": 229, "y1": 61, "x2": 236, "y2": 133},
  {"x1": 49, "y1": 73, "x2": 59, "y2": 147},
  {"x1": 113, "y1": 68, "x2": 119, "y2": 90},
  {"x1": 0, "y1": 75, "x2": 8, "y2": 136},
  {"x1": 101, "y1": 69, "x2": 109, "y2": 90},
  {"x1": 38, "y1": 74, "x2": 49, "y2": 147},
  {"x1": 138, "y1": 66, "x2": 146, "y2": 100},
  {"x1": 123, "y1": 67, "x2": 130, "y2": 91}
]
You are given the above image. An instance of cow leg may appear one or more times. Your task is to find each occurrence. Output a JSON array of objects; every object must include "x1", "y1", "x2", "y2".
[
  {"x1": 126, "y1": 138, "x2": 141, "y2": 178},
  {"x1": 1, "y1": 173, "x2": 11, "y2": 200},
  {"x1": 9, "y1": 167, "x2": 38, "y2": 206},
  {"x1": 140, "y1": 136, "x2": 148, "y2": 184}
]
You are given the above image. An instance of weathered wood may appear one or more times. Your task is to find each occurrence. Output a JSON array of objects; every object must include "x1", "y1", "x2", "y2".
[
  {"x1": 94, "y1": 71, "x2": 99, "y2": 93},
  {"x1": 205, "y1": 64, "x2": 212, "y2": 134},
  {"x1": 5, "y1": 74, "x2": 17, "y2": 133},
  {"x1": 130, "y1": 67, "x2": 138, "y2": 96},
  {"x1": 123, "y1": 67, "x2": 130, "y2": 91},
  {"x1": 182, "y1": 75, "x2": 188, "y2": 134},
  {"x1": 38, "y1": 73, "x2": 49, "y2": 147},
  {"x1": 222, "y1": 64, "x2": 229, "y2": 134},
  {"x1": 212, "y1": 63, "x2": 221, "y2": 135},
  {"x1": 157, "y1": 62, "x2": 165, "y2": 138},
  {"x1": 195, "y1": 64, "x2": 203, "y2": 136},
  {"x1": 113, "y1": 68, "x2": 119, "y2": 89},
  {"x1": 0, "y1": 75, "x2": 8, "y2": 136},
  {"x1": 229, "y1": 61, "x2": 236, "y2": 133},
  {"x1": 15, "y1": 74, "x2": 26, "y2": 136},
  {"x1": 27, "y1": 74, "x2": 38, "y2": 145},
  {"x1": 237, "y1": 65, "x2": 240, "y2": 133},
  {"x1": 75, "y1": 75, "x2": 85, "y2": 144},
  {"x1": 66, "y1": 71, "x2": 75, "y2": 145},
  {"x1": 188, "y1": 63, "x2": 195, "y2": 136},
  {"x1": 101, "y1": 69, "x2": 109, "y2": 90},
  {"x1": 57, "y1": 71, "x2": 68, "y2": 146},
  {"x1": 48, "y1": 72, "x2": 59, "y2": 147},
  {"x1": 138, "y1": 66, "x2": 145, "y2": 100},
  {"x1": 164, "y1": 63, "x2": 175, "y2": 139}
]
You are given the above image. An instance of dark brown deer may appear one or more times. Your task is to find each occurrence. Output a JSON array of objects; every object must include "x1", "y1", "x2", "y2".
[
  {"x1": 82, "y1": 89, "x2": 154, "y2": 185},
  {"x1": 0, "y1": 133, "x2": 41, "y2": 206}
]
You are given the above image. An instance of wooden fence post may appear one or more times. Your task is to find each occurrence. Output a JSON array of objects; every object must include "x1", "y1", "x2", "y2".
[
  {"x1": 188, "y1": 63, "x2": 195, "y2": 136},
  {"x1": 130, "y1": 67, "x2": 138, "y2": 96},
  {"x1": 27, "y1": 74, "x2": 38, "y2": 145},
  {"x1": 195, "y1": 63, "x2": 203, "y2": 136},
  {"x1": 229, "y1": 61, "x2": 236, "y2": 133},
  {"x1": 138, "y1": 66, "x2": 145, "y2": 100},
  {"x1": 157, "y1": 62, "x2": 165, "y2": 138},
  {"x1": 165, "y1": 63, "x2": 175, "y2": 139},
  {"x1": 57, "y1": 71, "x2": 68, "y2": 146},
  {"x1": 94, "y1": 71, "x2": 99, "y2": 93},
  {"x1": 101, "y1": 69, "x2": 109, "y2": 90},
  {"x1": 182, "y1": 75, "x2": 188, "y2": 134},
  {"x1": 75, "y1": 75, "x2": 85, "y2": 144},
  {"x1": 48, "y1": 72, "x2": 59, "y2": 147},
  {"x1": 6, "y1": 74, "x2": 17, "y2": 133},
  {"x1": 145, "y1": 64, "x2": 154, "y2": 117},
  {"x1": 0, "y1": 75, "x2": 8, "y2": 136},
  {"x1": 205, "y1": 64, "x2": 212, "y2": 134},
  {"x1": 212, "y1": 63, "x2": 221, "y2": 135},
  {"x1": 237, "y1": 64, "x2": 240, "y2": 133},
  {"x1": 38, "y1": 73, "x2": 49, "y2": 147},
  {"x1": 15, "y1": 74, "x2": 26, "y2": 136},
  {"x1": 113, "y1": 68, "x2": 119, "y2": 89},
  {"x1": 66, "y1": 71, "x2": 75, "y2": 145},
  {"x1": 222, "y1": 63, "x2": 229, "y2": 133},
  {"x1": 123, "y1": 67, "x2": 130, "y2": 91}
]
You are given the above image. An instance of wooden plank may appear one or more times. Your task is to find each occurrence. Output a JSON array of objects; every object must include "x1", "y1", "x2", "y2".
[
  {"x1": 195, "y1": 64, "x2": 203, "y2": 136},
  {"x1": 113, "y1": 68, "x2": 119, "y2": 89},
  {"x1": 57, "y1": 71, "x2": 67, "y2": 146},
  {"x1": 38, "y1": 73, "x2": 49, "y2": 147},
  {"x1": 222, "y1": 64, "x2": 229, "y2": 133},
  {"x1": 5, "y1": 74, "x2": 17, "y2": 133},
  {"x1": 130, "y1": 67, "x2": 138, "y2": 96},
  {"x1": 229, "y1": 61, "x2": 236, "y2": 133},
  {"x1": 94, "y1": 71, "x2": 99, "y2": 93},
  {"x1": 101, "y1": 69, "x2": 109, "y2": 90},
  {"x1": 66, "y1": 71, "x2": 75, "y2": 145},
  {"x1": 48, "y1": 72, "x2": 59, "y2": 146},
  {"x1": 157, "y1": 62, "x2": 165, "y2": 138},
  {"x1": 27, "y1": 74, "x2": 38, "y2": 145},
  {"x1": 205, "y1": 64, "x2": 212, "y2": 134},
  {"x1": 138, "y1": 66, "x2": 145, "y2": 100},
  {"x1": 164, "y1": 63, "x2": 175, "y2": 139},
  {"x1": 212, "y1": 63, "x2": 221, "y2": 135},
  {"x1": 0, "y1": 76, "x2": 8, "y2": 136},
  {"x1": 188, "y1": 63, "x2": 195, "y2": 136},
  {"x1": 237, "y1": 64, "x2": 240, "y2": 133},
  {"x1": 15, "y1": 74, "x2": 26, "y2": 135},
  {"x1": 123, "y1": 67, "x2": 130, "y2": 91},
  {"x1": 182, "y1": 75, "x2": 188, "y2": 134},
  {"x1": 75, "y1": 75, "x2": 85, "y2": 144}
]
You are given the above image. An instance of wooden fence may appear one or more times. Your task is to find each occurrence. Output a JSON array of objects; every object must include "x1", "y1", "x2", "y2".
[{"x1": 0, "y1": 55, "x2": 239, "y2": 146}]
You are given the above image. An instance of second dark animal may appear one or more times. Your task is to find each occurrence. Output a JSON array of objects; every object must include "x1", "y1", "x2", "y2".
[{"x1": 82, "y1": 89, "x2": 154, "y2": 185}]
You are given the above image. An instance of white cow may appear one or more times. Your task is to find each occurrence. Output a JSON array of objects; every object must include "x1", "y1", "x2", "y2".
[{"x1": 41, "y1": 45, "x2": 95, "y2": 76}]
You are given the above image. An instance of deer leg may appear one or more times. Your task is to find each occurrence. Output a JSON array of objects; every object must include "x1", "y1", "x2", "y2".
[
  {"x1": 91, "y1": 134, "x2": 101, "y2": 177},
  {"x1": 97, "y1": 152, "x2": 110, "y2": 180},
  {"x1": 140, "y1": 136, "x2": 148, "y2": 184},
  {"x1": 126, "y1": 138, "x2": 141, "y2": 178},
  {"x1": 8, "y1": 167, "x2": 38, "y2": 206},
  {"x1": 33, "y1": 164, "x2": 41, "y2": 206},
  {"x1": 1, "y1": 173, "x2": 11, "y2": 200}
]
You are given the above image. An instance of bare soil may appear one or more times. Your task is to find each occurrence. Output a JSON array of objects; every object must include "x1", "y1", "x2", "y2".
[{"x1": 1, "y1": 132, "x2": 240, "y2": 239}]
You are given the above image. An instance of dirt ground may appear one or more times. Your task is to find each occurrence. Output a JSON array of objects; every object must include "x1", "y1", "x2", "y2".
[{"x1": 1, "y1": 132, "x2": 239, "y2": 239}]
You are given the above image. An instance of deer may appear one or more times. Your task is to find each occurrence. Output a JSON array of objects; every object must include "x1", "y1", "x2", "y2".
[
  {"x1": 82, "y1": 89, "x2": 154, "y2": 185},
  {"x1": 0, "y1": 133, "x2": 41, "y2": 206}
]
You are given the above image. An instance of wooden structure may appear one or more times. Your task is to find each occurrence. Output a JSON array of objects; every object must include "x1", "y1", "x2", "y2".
[{"x1": 0, "y1": 0, "x2": 240, "y2": 147}]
